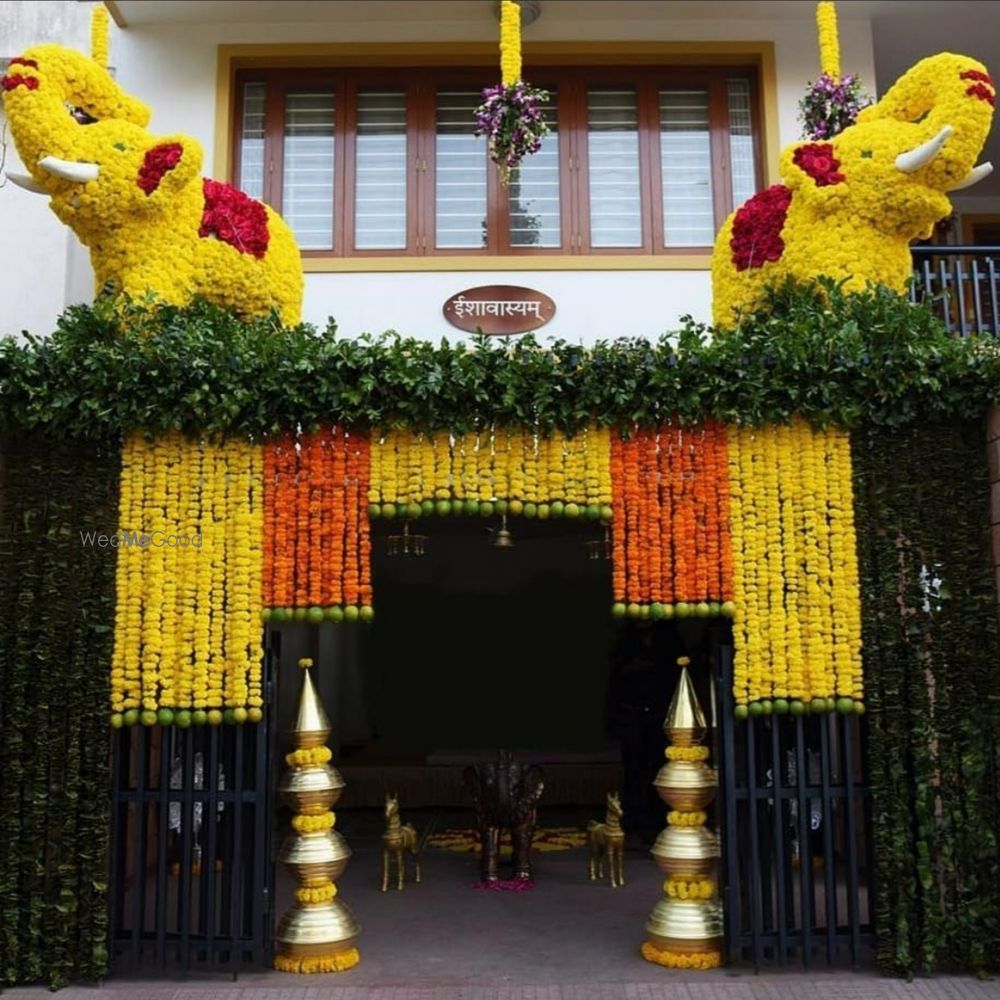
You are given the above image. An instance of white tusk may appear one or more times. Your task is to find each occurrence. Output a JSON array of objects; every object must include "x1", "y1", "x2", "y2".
[
  {"x1": 947, "y1": 161, "x2": 994, "y2": 191},
  {"x1": 37, "y1": 155, "x2": 100, "y2": 183},
  {"x1": 896, "y1": 125, "x2": 954, "y2": 173},
  {"x1": 4, "y1": 171, "x2": 48, "y2": 193}
]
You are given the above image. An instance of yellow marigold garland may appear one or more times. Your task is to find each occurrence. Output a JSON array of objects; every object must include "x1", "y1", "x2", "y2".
[
  {"x1": 826, "y1": 427, "x2": 864, "y2": 700},
  {"x1": 274, "y1": 948, "x2": 360, "y2": 974},
  {"x1": 667, "y1": 811, "x2": 707, "y2": 827},
  {"x1": 111, "y1": 436, "x2": 143, "y2": 713},
  {"x1": 368, "y1": 435, "x2": 383, "y2": 504},
  {"x1": 500, "y1": 0, "x2": 522, "y2": 87},
  {"x1": 295, "y1": 881, "x2": 337, "y2": 904},
  {"x1": 286, "y1": 746, "x2": 333, "y2": 767},
  {"x1": 641, "y1": 942, "x2": 721, "y2": 970},
  {"x1": 90, "y1": 3, "x2": 110, "y2": 69},
  {"x1": 726, "y1": 422, "x2": 863, "y2": 713},
  {"x1": 816, "y1": 1, "x2": 840, "y2": 80},
  {"x1": 368, "y1": 426, "x2": 613, "y2": 514},
  {"x1": 111, "y1": 433, "x2": 264, "y2": 719},
  {"x1": 664, "y1": 878, "x2": 715, "y2": 900},
  {"x1": 523, "y1": 431, "x2": 539, "y2": 501},
  {"x1": 666, "y1": 745, "x2": 711, "y2": 762},
  {"x1": 292, "y1": 811, "x2": 336, "y2": 834}
]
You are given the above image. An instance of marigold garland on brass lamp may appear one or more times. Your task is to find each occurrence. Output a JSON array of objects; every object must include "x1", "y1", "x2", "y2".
[
  {"x1": 644, "y1": 657, "x2": 723, "y2": 970},
  {"x1": 274, "y1": 658, "x2": 360, "y2": 974}
]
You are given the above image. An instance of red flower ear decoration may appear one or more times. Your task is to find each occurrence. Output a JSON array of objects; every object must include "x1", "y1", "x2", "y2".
[
  {"x1": 793, "y1": 143, "x2": 845, "y2": 187},
  {"x1": 137, "y1": 142, "x2": 184, "y2": 194}
]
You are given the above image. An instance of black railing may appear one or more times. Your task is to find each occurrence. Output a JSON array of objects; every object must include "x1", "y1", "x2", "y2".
[
  {"x1": 911, "y1": 245, "x2": 1000, "y2": 337},
  {"x1": 109, "y1": 647, "x2": 275, "y2": 976},
  {"x1": 714, "y1": 644, "x2": 875, "y2": 969}
]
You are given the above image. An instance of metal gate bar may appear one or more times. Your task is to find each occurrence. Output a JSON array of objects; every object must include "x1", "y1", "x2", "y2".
[
  {"x1": 716, "y1": 642, "x2": 875, "y2": 969},
  {"x1": 109, "y1": 646, "x2": 275, "y2": 976}
]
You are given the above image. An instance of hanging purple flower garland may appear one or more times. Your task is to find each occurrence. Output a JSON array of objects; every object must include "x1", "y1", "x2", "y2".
[
  {"x1": 799, "y1": 72, "x2": 872, "y2": 140},
  {"x1": 474, "y1": 81, "x2": 551, "y2": 185}
]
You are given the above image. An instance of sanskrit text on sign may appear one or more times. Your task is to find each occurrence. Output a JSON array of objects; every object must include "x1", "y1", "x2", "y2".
[
  {"x1": 451, "y1": 296, "x2": 543, "y2": 320},
  {"x1": 443, "y1": 285, "x2": 556, "y2": 335}
]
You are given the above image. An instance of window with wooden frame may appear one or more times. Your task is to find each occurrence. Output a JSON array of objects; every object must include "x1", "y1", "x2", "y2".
[{"x1": 234, "y1": 65, "x2": 763, "y2": 258}]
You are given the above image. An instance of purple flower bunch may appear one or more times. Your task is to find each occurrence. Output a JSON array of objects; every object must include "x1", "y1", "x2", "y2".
[
  {"x1": 474, "y1": 81, "x2": 551, "y2": 184},
  {"x1": 799, "y1": 73, "x2": 873, "y2": 140}
]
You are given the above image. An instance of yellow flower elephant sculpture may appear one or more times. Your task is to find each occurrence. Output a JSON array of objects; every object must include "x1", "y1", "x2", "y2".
[
  {"x1": 712, "y1": 53, "x2": 995, "y2": 328},
  {"x1": 2, "y1": 43, "x2": 303, "y2": 326}
]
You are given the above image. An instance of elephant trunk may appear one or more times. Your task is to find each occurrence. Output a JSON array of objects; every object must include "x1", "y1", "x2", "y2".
[{"x1": 859, "y1": 52, "x2": 995, "y2": 193}]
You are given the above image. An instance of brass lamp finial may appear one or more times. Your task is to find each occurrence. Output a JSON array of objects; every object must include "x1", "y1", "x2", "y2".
[
  {"x1": 664, "y1": 664, "x2": 707, "y2": 746},
  {"x1": 293, "y1": 658, "x2": 331, "y2": 747}
]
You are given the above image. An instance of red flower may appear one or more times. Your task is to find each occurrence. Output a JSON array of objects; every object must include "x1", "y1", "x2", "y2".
[
  {"x1": 199, "y1": 179, "x2": 270, "y2": 259},
  {"x1": 136, "y1": 142, "x2": 183, "y2": 194},
  {"x1": 1, "y1": 73, "x2": 39, "y2": 92},
  {"x1": 960, "y1": 68, "x2": 995, "y2": 104},
  {"x1": 729, "y1": 184, "x2": 792, "y2": 272},
  {"x1": 792, "y1": 143, "x2": 845, "y2": 187}
]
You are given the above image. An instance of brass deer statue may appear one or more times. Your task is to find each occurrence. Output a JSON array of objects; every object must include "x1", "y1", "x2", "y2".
[
  {"x1": 587, "y1": 791, "x2": 625, "y2": 888},
  {"x1": 380, "y1": 793, "x2": 420, "y2": 892}
]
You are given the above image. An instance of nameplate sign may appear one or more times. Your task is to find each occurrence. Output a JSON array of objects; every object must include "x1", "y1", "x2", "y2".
[{"x1": 443, "y1": 285, "x2": 556, "y2": 335}]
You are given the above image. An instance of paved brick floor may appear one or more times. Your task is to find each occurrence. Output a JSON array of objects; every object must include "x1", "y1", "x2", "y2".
[
  {"x1": 6, "y1": 817, "x2": 999, "y2": 1000},
  {"x1": 5, "y1": 977, "x2": 1000, "y2": 1000}
]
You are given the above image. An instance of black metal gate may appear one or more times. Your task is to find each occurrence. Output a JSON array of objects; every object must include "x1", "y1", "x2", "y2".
[
  {"x1": 713, "y1": 642, "x2": 875, "y2": 969},
  {"x1": 109, "y1": 647, "x2": 276, "y2": 975}
]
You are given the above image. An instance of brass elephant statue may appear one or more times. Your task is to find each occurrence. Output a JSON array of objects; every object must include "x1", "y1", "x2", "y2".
[
  {"x1": 712, "y1": 53, "x2": 995, "y2": 328},
  {"x1": 2, "y1": 30, "x2": 302, "y2": 326},
  {"x1": 464, "y1": 751, "x2": 544, "y2": 885}
]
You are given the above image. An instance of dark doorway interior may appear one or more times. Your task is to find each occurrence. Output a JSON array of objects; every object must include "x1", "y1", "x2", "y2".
[
  {"x1": 364, "y1": 515, "x2": 615, "y2": 756},
  {"x1": 271, "y1": 513, "x2": 720, "y2": 810}
]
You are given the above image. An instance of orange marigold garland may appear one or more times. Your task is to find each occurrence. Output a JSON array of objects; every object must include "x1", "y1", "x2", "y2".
[
  {"x1": 658, "y1": 429, "x2": 675, "y2": 605},
  {"x1": 611, "y1": 434, "x2": 627, "y2": 603},
  {"x1": 646, "y1": 430, "x2": 660, "y2": 601},
  {"x1": 262, "y1": 427, "x2": 373, "y2": 620},
  {"x1": 625, "y1": 433, "x2": 641, "y2": 604},
  {"x1": 331, "y1": 431, "x2": 348, "y2": 607},
  {"x1": 295, "y1": 435, "x2": 310, "y2": 609},
  {"x1": 356, "y1": 434, "x2": 374, "y2": 609},
  {"x1": 641, "y1": 942, "x2": 721, "y2": 969},
  {"x1": 692, "y1": 429, "x2": 709, "y2": 600},
  {"x1": 611, "y1": 422, "x2": 734, "y2": 620}
]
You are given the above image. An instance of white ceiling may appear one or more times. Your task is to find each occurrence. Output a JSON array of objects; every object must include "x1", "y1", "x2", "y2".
[{"x1": 109, "y1": 1, "x2": 995, "y2": 27}]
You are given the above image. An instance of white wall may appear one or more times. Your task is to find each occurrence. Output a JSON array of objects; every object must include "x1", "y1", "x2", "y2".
[
  {"x1": 0, "y1": 0, "x2": 94, "y2": 336},
  {"x1": 305, "y1": 269, "x2": 713, "y2": 344},
  {"x1": 4, "y1": 1, "x2": 880, "y2": 339}
]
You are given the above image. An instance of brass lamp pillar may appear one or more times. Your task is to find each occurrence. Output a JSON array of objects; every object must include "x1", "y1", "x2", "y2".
[
  {"x1": 644, "y1": 658, "x2": 723, "y2": 970},
  {"x1": 274, "y1": 658, "x2": 360, "y2": 974}
]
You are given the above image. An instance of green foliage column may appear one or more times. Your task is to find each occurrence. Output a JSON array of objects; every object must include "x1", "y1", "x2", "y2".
[
  {"x1": 0, "y1": 433, "x2": 121, "y2": 988},
  {"x1": 852, "y1": 419, "x2": 1000, "y2": 976}
]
